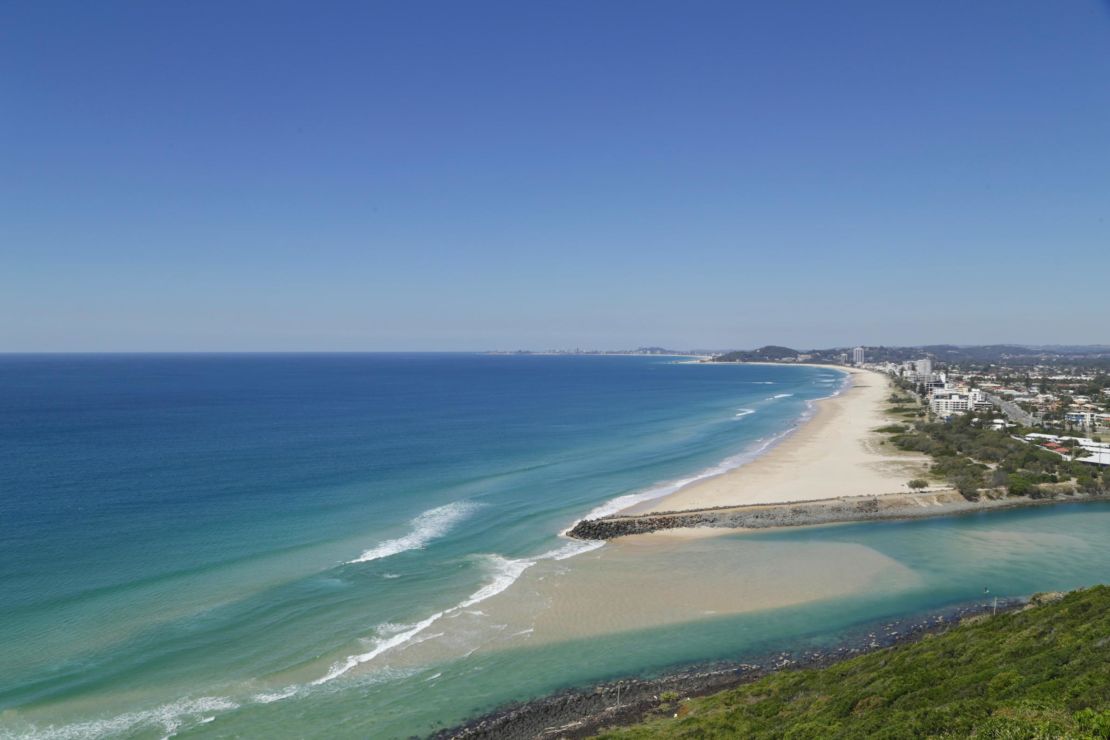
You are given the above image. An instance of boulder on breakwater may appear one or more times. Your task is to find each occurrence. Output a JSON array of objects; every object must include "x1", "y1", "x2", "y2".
[{"x1": 567, "y1": 488, "x2": 1107, "y2": 540}]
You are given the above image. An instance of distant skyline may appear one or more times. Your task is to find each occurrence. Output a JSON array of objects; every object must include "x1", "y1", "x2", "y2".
[{"x1": 3, "y1": 1, "x2": 1109, "y2": 351}]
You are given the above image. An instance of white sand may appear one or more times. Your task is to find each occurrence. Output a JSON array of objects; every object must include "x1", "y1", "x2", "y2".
[
  {"x1": 638, "y1": 367, "x2": 928, "y2": 513},
  {"x1": 311, "y1": 368, "x2": 933, "y2": 679}
]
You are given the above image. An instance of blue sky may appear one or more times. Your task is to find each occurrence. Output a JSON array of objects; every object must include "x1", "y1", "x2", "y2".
[{"x1": 3, "y1": 1, "x2": 1109, "y2": 351}]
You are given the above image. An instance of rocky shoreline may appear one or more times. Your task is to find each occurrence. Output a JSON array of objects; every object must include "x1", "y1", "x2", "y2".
[
  {"x1": 432, "y1": 598, "x2": 1029, "y2": 740},
  {"x1": 567, "y1": 488, "x2": 1108, "y2": 540}
]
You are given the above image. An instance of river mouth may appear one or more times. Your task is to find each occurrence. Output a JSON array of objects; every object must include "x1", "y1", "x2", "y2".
[{"x1": 435, "y1": 595, "x2": 1028, "y2": 740}]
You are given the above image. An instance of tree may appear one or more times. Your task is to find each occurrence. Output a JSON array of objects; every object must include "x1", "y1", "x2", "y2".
[
  {"x1": 990, "y1": 468, "x2": 1009, "y2": 487},
  {"x1": 1075, "y1": 470, "x2": 1099, "y2": 494},
  {"x1": 1007, "y1": 474, "x2": 1034, "y2": 497},
  {"x1": 955, "y1": 476, "x2": 981, "y2": 500},
  {"x1": 907, "y1": 479, "x2": 929, "y2": 490}
]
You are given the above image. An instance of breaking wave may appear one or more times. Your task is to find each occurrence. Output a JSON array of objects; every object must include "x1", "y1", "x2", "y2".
[
  {"x1": 348, "y1": 501, "x2": 479, "y2": 564},
  {"x1": 315, "y1": 553, "x2": 543, "y2": 686},
  {"x1": 23, "y1": 696, "x2": 240, "y2": 740}
]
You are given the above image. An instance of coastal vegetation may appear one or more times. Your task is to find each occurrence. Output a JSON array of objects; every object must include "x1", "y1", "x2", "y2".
[
  {"x1": 713, "y1": 346, "x2": 805, "y2": 362},
  {"x1": 595, "y1": 586, "x2": 1110, "y2": 739},
  {"x1": 884, "y1": 414, "x2": 1107, "y2": 500}
]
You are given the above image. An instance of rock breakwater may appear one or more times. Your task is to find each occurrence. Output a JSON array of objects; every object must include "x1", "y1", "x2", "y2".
[{"x1": 568, "y1": 488, "x2": 1108, "y2": 540}]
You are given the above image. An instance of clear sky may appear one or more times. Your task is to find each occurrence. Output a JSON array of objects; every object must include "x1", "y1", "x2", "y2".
[{"x1": 3, "y1": 1, "x2": 1109, "y2": 351}]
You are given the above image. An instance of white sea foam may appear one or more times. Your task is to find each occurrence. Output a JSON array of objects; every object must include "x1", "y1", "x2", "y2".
[
  {"x1": 313, "y1": 553, "x2": 539, "y2": 686},
  {"x1": 768, "y1": 393, "x2": 794, "y2": 399},
  {"x1": 541, "y1": 539, "x2": 605, "y2": 560},
  {"x1": 406, "y1": 631, "x2": 445, "y2": 647},
  {"x1": 572, "y1": 443, "x2": 768, "y2": 527},
  {"x1": 824, "y1": 372, "x2": 852, "y2": 397},
  {"x1": 458, "y1": 555, "x2": 535, "y2": 608},
  {"x1": 565, "y1": 372, "x2": 853, "y2": 536},
  {"x1": 312, "y1": 612, "x2": 446, "y2": 685},
  {"x1": 56, "y1": 369, "x2": 859, "y2": 731},
  {"x1": 253, "y1": 686, "x2": 298, "y2": 704},
  {"x1": 372, "y1": 622, "x2": 413, "y2": 638},
  {"x1": 27, "y1": 696, "x2": 240, "y2": 740},
  {"x1": 348, "y1": 501, "x2": 479, "y2": 564}
]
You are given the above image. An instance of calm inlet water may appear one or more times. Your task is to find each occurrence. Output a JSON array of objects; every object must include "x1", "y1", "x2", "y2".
[{"x1": 1, "y1": 354, "x2": 1107, "y2": 738}]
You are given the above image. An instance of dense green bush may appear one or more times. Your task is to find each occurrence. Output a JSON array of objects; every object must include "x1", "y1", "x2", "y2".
[
  {"x1": 888, "y1": 415, "x2": 1097, "y2": 497},
  {"x1": 597, "y1": 587, "x2": 1110, "y2": 739},
  {"x1": 1006, "y1": 474, "x2": 1036, "y2": 497}
]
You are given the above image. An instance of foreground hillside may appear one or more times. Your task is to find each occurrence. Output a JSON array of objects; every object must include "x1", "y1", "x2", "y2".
[{"x1": 596, "y1": 587, "x2": 1110, "y2": 739}]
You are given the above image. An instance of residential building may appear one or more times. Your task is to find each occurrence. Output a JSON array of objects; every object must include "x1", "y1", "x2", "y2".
[
  {"x1": 929, "y1": 387, "x2": 990, "y2": 419},
  {"x1": 1065, "y1": 411, "x2": 1110, "y2": 430},
  {"x1": 1025, "y1": 433, "x2": 1110, "y2": 467}
]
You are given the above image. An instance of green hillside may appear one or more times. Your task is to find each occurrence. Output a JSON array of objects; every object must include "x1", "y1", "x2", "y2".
[{"x1": 596, "y1": 587, "x2": 1110, "y2": 739}]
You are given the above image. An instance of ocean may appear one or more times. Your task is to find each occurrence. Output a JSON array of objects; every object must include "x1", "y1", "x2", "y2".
[{"x1": 2, "y1": 354, "x2": 1109, "y2": 739}]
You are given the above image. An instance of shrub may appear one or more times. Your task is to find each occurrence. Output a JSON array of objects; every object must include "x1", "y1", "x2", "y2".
[
  {"x1": 598, "y1": 587, "x2": 1110, "y2": 740},
  {"x1": 1007, "y1": 474, "x2": 1034, "y2": 497},
  {"x1": 908, "y1": 479, "x2": 929, "y2": 490},
  {"x1": 876, "y1": 424, "x2": 909, "y2": 433},
  {"x1": 955, "y1": 477, "x2": 981, "y2": 500}
]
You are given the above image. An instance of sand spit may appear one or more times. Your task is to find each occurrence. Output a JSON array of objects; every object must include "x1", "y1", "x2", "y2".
[{"x1": 629, "y1": 367, "x2": 927, "y2": 514}]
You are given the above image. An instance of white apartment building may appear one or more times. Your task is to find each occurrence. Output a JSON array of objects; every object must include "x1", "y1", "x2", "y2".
[
  {"x1": 929, "y1": 387, "x2": 989, "y2": 419},
  {"x1": 1065, "y1": 411, "x2": 1110, "y2": 430},
  {"x1": 852, "y1": 346, "x2": 865, "y2": 365}
]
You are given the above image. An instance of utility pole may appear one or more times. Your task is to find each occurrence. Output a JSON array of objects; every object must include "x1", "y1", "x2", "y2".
[{"x1": 984, "y1": 586, "x2": 997, "y2": 616}]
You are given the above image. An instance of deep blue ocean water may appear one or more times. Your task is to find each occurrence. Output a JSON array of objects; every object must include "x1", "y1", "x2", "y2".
[{"x1": 2, "y1": 354, "x2": 1109, "y2": 739}]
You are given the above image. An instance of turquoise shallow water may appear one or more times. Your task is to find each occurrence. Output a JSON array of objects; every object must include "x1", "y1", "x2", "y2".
[
  {"x1": 0, "y1": 354, "x2": 840, "y2": 738},
  {"x1": 198, "y1": 503, "x2": 1110, "y2": 739},
  {"x1": 3, "y1": 355, "x2": 1108, "y2": 738}
]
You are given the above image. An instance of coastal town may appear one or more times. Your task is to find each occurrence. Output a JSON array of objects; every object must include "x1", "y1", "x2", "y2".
[
  {"x1": 867, "y1": 350, "x2": 1110, "y2": 471},
  {"x1": 707, "y1": 344, "x2": 1110, "y2": 472}
]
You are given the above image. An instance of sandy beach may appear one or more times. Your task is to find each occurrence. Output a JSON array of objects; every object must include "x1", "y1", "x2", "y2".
[
  {"x1": 348, "y1": 367, "x2": 935, "y2": 669},
  {"x1": 630, "y1": 366, "x2": 929, "y2": 515}
]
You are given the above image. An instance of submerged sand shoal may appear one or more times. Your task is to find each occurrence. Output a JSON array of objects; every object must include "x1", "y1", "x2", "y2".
[
  {"x1": 316, "y1": 367, "x2": 934, "y2": 680},
  {"x1": 353, "y1": 530, "x2": 921, "y2": 675}
]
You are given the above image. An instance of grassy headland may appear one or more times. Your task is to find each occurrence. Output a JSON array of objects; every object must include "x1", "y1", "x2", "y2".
[{"x1": 595, "y1": 587, "x2": 1110, "y2": 739}]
